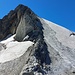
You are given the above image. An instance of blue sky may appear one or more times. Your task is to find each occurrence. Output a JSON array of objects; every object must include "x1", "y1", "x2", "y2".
[{"x1": 0, "y1": 0, "x2": 75, "y2": 31}]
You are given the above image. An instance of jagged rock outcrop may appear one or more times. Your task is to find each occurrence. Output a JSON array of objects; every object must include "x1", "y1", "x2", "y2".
[
  {"x1": 0, "y1": 4, "x2": 31, "y2": 40},
  {"x1": 0, "y1": 4, "x2": 75, "y2": 75}
]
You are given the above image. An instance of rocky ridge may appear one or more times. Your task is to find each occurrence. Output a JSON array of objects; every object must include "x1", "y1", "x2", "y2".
[{"x1": 0, "y1": 4, "x2": 51, "y2": 75}]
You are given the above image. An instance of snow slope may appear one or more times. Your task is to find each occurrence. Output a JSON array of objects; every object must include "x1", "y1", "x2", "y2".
[
  {"x1": 39, "y1": 18, "x2": 75, "y2": 75},
  {"x1": 43, "y1": 19, "x2": 75, "y2": 49},
  {"x1": 0, "y1": 35, "x2": 34, "y2": 63}
]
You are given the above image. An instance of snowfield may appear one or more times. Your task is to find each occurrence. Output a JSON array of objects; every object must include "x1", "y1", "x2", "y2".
[
  {"x1": 0, "y1": 35, "x2": 34, "y2": 63},
  {"x1": 43, "y1": 19, "x2": 75, "y2": 49}
]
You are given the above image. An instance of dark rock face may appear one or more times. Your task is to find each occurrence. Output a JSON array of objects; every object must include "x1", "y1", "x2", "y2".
[
  {"x1": 22, "y1": 72, "x2": 34, "y2": 75},
  {"x1": 14, "y1": 5, "x2": 43, "y2": 42},
  {"x1": 0, "y1": 4, "x2": 42, "y2": 41},
  {"x1": 0, "y1": 4, "x2": 29, "y2": 40}
]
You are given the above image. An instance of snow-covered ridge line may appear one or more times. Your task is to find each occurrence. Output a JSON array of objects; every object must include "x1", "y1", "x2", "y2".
[
  {"x1": 43, "y1": 18, "x2": 75, "y2": 49},
  {"x1": 42, "y1": 18, "x2": 72, "y2": 32}
]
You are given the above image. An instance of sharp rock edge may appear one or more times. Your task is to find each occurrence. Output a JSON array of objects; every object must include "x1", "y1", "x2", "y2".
[{"x1": 0, "y1": 4, "x2": 75, "y2": 75}]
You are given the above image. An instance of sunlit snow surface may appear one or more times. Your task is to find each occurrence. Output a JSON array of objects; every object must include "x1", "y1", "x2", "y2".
[
  {"x1": 43, "y1": 19, "x2": 75, "y2": 49},
  {"x1": 0, "y1": 35, "x2": 34, "y2": 63}
]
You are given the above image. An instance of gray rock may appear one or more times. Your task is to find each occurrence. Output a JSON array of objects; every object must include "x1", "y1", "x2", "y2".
[
  {"x1": 0, "y1": 43, "x2": 5, "y2": 50},
  {"x1": 0, "y1": 4, "x2": 28, "y2": 40},
  {"x1": 15, "y1": 14, "x2": 34, "y2": 41}
]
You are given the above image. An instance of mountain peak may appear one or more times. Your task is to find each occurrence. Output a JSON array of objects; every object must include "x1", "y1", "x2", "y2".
[
  {"x1": 16, "y1": 4, "x2": 26, "y2": 8},
  {"x1": 0, "y1": 4, "x2": 35, "y2": 40},
  {"x1": 14, "y1": 4, "x2": 28, "y2": 11}
]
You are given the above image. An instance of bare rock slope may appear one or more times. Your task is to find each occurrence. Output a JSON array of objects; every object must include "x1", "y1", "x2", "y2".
[{"x1": 0, "y1": 4, "x2": 75, "y2": 75}]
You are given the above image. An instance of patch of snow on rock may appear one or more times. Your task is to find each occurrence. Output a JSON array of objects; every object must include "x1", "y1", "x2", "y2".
[
  {"x1": 1, "y1": 34, "x2": 16, "y2": 45},
  {"x1": 0, "y1": 35, "x2": 34, "y2": 63}
]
